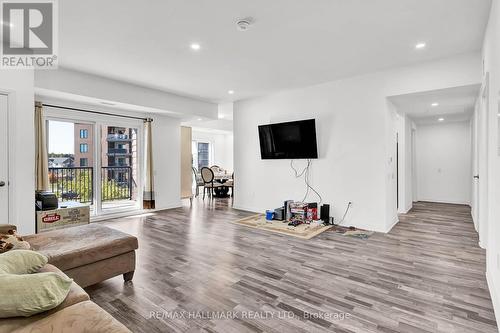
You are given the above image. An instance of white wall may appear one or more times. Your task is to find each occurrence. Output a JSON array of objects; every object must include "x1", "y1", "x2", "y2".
[
  {"x1": 35, "y1": 68, "x2": 218, "y2": 119},
  {"x1": 152, "y1": 115, "x2": 181, "y2": 210},
  {"x1": 481, "y1": 0, "x2": 500, "y2": 323},
  {"x1": 0, "y1": 70, "x2": 35, "y2": 234},
  {"x1": 234, "y1": 53, "x2": 481, "y2": 233},
  {"x1": 415, "y1": 121, "x2": 472, "y2": 205},
  {"x1": 192, "y1": 130, "x2": 233, "y2": 172}
]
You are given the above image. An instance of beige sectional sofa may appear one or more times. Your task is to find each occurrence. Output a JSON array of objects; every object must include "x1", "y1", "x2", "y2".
[
  {"x1": 0, "y1": 223, "x2": 138, "y2": 333},
  {"x1": 1, "y1": 264, "x2": 131, "y2": 333}
]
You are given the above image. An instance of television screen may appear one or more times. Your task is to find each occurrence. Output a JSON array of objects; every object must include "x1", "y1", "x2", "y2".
[{"x1": 258, "y1": 119, "x2": 318, "y2": 159}]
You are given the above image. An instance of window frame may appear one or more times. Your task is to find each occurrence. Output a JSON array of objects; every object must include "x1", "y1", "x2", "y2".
[{"x1": 44, "y1": 106, "x2": 144, "y2": 218}]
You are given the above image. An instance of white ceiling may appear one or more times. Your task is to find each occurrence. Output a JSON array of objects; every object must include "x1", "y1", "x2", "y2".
[
  {"x1": 59, "y1": 0, "x2": 491, "y2": 103},
  {"x1": 389, "y1": 84, "x2": 481, "y2": 125}
]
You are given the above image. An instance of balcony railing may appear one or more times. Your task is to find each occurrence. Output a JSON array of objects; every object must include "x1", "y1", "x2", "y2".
[
  {"x1": 106, "y1": 148, "x2": 131, "y2": 155},
  {"x1": 48, "y1": 166, "x2": 134, "y2": 204},
  {"x1": 101, "y1": 166, "x2": 133, "y2": 201},
  {"x1": 107, "y1": 134, "x2": 131, "y2": 141}
]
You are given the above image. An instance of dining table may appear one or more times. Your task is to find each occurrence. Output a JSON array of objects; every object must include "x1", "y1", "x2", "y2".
[{"x1": 213, "y1": 172, "x2": 232, "y2": 198}]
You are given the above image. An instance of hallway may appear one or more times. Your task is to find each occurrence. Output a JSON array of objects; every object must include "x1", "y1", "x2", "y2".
[{"x1": 89, "y1": 200, "x2": 497, "y2": 332}]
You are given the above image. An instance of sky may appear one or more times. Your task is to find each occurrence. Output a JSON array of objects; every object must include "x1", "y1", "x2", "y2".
[{"x1": 48, "y1": 120, "x2": 74, "y2": 154}]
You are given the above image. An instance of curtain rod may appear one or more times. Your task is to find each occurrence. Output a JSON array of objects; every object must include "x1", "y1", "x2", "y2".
[{"x1": 41, "y1": 103, "x2": 153, "y2": 122}]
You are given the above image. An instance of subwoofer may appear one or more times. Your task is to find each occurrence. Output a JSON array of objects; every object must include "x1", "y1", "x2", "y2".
[{"x1": 320, "y1": 204, "x2": 330, "y2": 224}]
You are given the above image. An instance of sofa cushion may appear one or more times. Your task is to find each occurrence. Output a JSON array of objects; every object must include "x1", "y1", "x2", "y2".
[
  {"x1": 0, "y1": 265, "x2": 90, "y2": 332},
  {"x1": 0, "y1": 250, "x2": 47, "y2": 274},
  {"x1": 25, "y1": 224, "x2": 138, "y2": 271},
  {"x1": 11, "y1": 300, "x2": 131, "y2": 333},
  {"x1": 0, "y1": 272, "x2": 72, "y2": 318},
  {"x1": 38, "y1": 265, "x2": 90, "y2": 309}
]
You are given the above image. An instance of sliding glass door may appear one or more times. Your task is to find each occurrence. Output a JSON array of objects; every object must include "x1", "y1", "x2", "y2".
[
  {"x1": 100, "y1": 124, "x2": 140, "y2": 212},
  {"x1": 47, "y1": 120, "x2": 96, "y2": 214},
  {"x1": 46, "y1": 115, "x2": 142, "y2": 216}
]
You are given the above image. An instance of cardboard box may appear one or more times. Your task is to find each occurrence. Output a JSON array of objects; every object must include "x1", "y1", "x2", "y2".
[{"x1": 36, "y1": 202, "x2": 90, "y2": 232}]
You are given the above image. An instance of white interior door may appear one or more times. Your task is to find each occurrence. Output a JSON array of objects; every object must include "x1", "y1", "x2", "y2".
[
  {"x1": 477, "y1": 77, "x2": 489, "y2": 248},
  {"x1": 0, "y1": 94, "x2": 9, "y2": 224},
  {"x1": 472, "y1": 102, "x2": 480, "y2": 230}
]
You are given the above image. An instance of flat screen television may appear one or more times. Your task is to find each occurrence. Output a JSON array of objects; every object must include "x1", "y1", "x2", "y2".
[{"x1": 258, "y1": 119, "x2": 318, "y2": 159}]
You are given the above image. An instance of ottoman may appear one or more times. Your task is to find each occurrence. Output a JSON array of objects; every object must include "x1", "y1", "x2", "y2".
[{"x1": 24, "y1": 224, "x2": 138, "y2": 288}]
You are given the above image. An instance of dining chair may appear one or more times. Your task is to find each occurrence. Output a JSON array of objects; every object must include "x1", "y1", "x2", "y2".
[
  {"x1": 210, "y1": 165, "x2": 222, "y2": 174},
  {"x1": 201, "y1": 167, "x2": 221, "y2": 199},
  {"x1": 192, "y1": 167, "x2": 204, "y2": 197},
  {"x1": 225, "y1": 172, "x2": 234, "y2": 196}
]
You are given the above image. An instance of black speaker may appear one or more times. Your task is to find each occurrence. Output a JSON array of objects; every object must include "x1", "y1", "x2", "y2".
[{"x1": 320, "y1": 204, "x2": 330, "y2": 223}]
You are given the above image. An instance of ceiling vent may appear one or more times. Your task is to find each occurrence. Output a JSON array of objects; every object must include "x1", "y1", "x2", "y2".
[{"x1": 236, "y1": 17, "x2": 253, "y2": 31}]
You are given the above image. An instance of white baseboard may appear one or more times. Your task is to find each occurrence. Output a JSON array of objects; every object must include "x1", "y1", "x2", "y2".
[
  {"x1": 486, "y1": 270, "x2": 500, "y2": 333},
  {"x1": 417, "y1": 198, "x2": 471, "y2": 205},
  {"x1": 231, "y1": 204, "x2": 261, "y2": 214},
  {"x1": 91, "y1": 202, "x2": 182, "y2": 222}
]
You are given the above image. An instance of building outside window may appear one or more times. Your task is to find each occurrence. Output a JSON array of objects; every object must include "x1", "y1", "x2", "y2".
[
  {"x1": 80, "y1": 143, "x2": 88, "y2": 153},
  {"x1": 80, "y1": 129, "x2": 88, "y2": 139}
]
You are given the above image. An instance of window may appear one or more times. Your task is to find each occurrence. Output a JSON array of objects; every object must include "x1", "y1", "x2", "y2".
[
  {"x1": 80, "y1": 143, "x2": 88, "y2": 153},
  {"x1": 47, "y1": 119, "x2": 141, "y2": 217},
  {"x1": 193, "y1": 141, "x2": 212, "y2": 170},
  {"x1": 79, "y1": 129, "x2": 88, "y2": 139}
]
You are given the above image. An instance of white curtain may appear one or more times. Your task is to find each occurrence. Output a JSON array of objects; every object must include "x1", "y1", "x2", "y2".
[
  {"x1": 143, "y1": 119, "x2": 155, "y2": 209},
  {"x1": 35, "y1": 102, "x2": 49, "y2": 191}
]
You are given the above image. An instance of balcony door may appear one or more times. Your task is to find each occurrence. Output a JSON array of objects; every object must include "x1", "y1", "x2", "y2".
[
  {"x1": 46, "y1": 116, "x2": 142, "y2": 216},
  {"x1": 100, "y1": 124, "x2": 140, "y2": 212}
]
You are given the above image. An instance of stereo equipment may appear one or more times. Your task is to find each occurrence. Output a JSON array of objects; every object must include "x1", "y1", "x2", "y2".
[
  {"x1": 274, "y1": 207, "x2": 284, "y2": 221},
  {"x1": 320, "y1": 204, "x2": 330, "y2": 224}
]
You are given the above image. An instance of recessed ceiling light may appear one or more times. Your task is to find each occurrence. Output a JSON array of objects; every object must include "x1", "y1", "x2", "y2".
[
  {"x1": 190, "y1": 43, "x2": 201, "y2": 50},
  {"x1": 431, "y1": 103, "x2": 439, "y2": 107},
  {"x1": 415, "y1": 42, "x2": 426, "y2": 49},
  {"x1": 228, "y1": 90, "x2": 234, "y2": 95},
  {"x1": 197, "y1": 118, "x2": 202, "y2": 121},
  {"x1": 438, "y1": 118, "x2": 444, "y2": 122}
]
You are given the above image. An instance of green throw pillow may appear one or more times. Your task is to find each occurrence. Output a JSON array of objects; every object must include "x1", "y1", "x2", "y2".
[
  {"x1": 0, "y1": 272, "x2": 72, "y2": 318},
  {"x1": 0, "y1": 250, "x2": 48, "y2": 274}
]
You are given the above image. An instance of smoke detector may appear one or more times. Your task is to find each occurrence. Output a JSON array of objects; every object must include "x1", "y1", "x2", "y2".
[{"x1": 236, "y1": 17, "x2": 253, "y2": 31}]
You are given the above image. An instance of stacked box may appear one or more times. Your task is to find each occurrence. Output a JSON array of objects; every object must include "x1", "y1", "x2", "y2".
[{"x1": 289, "y1": 202, "x2": 309, "y2": 223}]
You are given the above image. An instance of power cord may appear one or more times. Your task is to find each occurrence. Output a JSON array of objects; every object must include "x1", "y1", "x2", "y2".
[
  {"x1": 290, "y1": 159, "x2": 323, "y2": 204},
  {"x1": 332, "y1": 202, "x2": 352, "y2": 226}
]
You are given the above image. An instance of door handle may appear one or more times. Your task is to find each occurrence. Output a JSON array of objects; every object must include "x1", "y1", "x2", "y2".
[
  {"x1": 0, "y1": 181, "x2": 5, "y2": 187},
  {"x1": 474, "y1": 175, "x2": 480, "y2": 179}
]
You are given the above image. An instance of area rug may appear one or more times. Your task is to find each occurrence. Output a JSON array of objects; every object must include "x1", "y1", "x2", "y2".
[
  {"x1": 232, "y1": 214, "x2": 332, "y2": 240},
  {"x1": 329, "y1": 225, "x2": 374, "y2": 239}
]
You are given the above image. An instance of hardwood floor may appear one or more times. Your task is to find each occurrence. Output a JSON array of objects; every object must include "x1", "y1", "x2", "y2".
[{"x1": 87, "y1": 200, "x2": 498, "y2": 333}]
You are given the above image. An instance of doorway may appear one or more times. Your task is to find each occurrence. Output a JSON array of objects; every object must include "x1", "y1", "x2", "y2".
[
  {"x1": 46, "y1": 112, "x2": 143, "y2": 217},
  {"x1": 388, "y1": 84, "x2": 481, "y2": 219}
]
